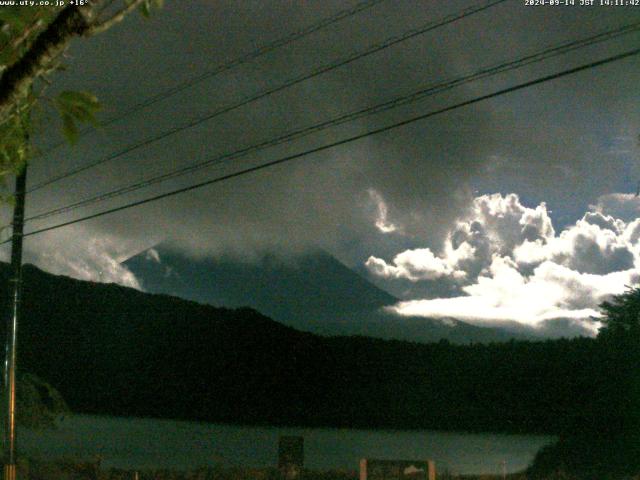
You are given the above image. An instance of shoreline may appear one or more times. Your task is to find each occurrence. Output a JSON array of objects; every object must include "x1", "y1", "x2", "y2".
[{"x1": 18, "y1": 415, "x2": 552, "y2": 475}]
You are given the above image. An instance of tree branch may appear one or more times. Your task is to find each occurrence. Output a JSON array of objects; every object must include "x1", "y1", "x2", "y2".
[
  {"x1": 10, "y1": 17, "x2": 44, "y2": 52},
  {"x1": 0, "y1": 2, "x2": 109, "y2": 122},
  {"x1": 85, "y1": 0, "x2": 146, "y2": 36}
]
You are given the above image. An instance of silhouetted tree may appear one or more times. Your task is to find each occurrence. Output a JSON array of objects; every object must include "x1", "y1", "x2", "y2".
[
  {"x1": 529, "y1": 287, "x2": 640, "y2": 479},
  {"x1": 598, "y1": 287, "x2": 640, "y2": 341},
  {"x1": 597, "y1": 287, "x2": 640, "y2": 436},
  {"x1": 0, "y1": 1, "x2": 162, "y2": 188}
]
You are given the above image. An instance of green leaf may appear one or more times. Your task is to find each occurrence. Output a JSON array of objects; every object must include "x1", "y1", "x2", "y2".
[
  {"x1": 56, "y1": 91, "x2": 100, "y2": 112},
  {"x1": 61, "y1": 113, "x2": 78, "y2": 145},
  {"x1": 0, "y1": 7, "x2": 33, "y2": 31},
  {"x1": 139, "y1": 0, "x2": 150, "y2": 17},
  {"x1": 139, "y1": 0, "x2": 163, "y2": 17},
  {"x1": 54, "y1": 91, "x2": 101, "y2": 145},
  {"x1": 0, "y1": 109, "x2": 30, "y2": 173}
]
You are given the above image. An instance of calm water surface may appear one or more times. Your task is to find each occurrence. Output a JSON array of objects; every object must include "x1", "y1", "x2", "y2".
[{"x1": 20, "y1": 415, "x2": 554, "y2": 475}]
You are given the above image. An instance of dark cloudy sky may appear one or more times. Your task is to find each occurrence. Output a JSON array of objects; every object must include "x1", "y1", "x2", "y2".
[{"x1": 2, "y1": 0, "x2": 640, "y2": 335}]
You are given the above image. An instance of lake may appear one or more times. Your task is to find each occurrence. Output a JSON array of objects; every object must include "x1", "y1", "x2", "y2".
[{"x1": 20, "y1": 415, "x2": 554, "y2": 475}]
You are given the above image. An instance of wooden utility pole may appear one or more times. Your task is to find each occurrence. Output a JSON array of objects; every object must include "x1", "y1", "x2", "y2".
[{"x1": 4, "y1": 164, "x2": 27, "y2": 480}]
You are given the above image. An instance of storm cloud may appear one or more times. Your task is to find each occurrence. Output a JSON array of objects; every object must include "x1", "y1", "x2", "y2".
[{"x1": 0, "y1": 1, "x2": 637, "y2": 338}]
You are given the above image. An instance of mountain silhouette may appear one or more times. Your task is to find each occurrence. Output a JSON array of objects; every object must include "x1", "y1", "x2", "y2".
[{"x1": 124, "y1": 246, "x2": 523, "y2": 343}]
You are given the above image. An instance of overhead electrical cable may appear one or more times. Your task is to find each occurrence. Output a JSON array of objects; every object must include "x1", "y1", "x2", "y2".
[
  {"x1": 23, "y1": 21, "x2": 640, "y2": 223},
  {"x1": 7, "y1": 46, "x2": 639, "y2": 244},
  {"x1": 28, "y1": 0, "x2": 507, "y2": 193},
  {"x1": 37, "y1": 0, "x2": 387, "y2": 154}
]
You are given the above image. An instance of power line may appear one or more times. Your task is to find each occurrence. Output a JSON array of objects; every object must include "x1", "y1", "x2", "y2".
[
  {"x1": 23, "y1": 20, "x2": 640, "y2": 223},
  {"x1": 9, "y1": 46, "x2": 639, "y2": 244},
  {"x1": 36, "y1": 0, "x2": 387, "y2": 155},
  {"x1": 27, "y1": 0, "x2": 507, "y2": 193}
]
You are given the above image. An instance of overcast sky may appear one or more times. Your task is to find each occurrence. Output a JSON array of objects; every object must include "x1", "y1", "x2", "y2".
[{"x1": 2, "y1": 0, "x2": 640, "y2": 336}]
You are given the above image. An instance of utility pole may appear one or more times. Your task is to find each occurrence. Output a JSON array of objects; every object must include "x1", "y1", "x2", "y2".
[{"x1": 3, "y1": 163, "x2": 27, "y2": 480}]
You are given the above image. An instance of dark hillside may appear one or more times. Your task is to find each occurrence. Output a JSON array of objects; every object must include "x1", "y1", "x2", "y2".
[{"x1": 0, "y1": 263, "x2": 610, "y2": 434}]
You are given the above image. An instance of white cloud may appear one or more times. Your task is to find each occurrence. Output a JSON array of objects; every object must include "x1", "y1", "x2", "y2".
[
  {"x1": 367, "y1": 193, "x2": 557, "y2": 286},
  {"x1": 514, "y1": 215, "x2": 635, "y2": 275},
  {"x1": 582, "y1": 211, "x2": 624, "y2": 233},
  {"x1": 366, "y1": 248, "x2": 466, "y2": 281},
  {"x1": 369, "y1": 192, "x2": 640, "y2": 336},
  {"x1": 368, "y1": 189, "x2": 398, "y2": 234},
  {"x1": 146, "y1": 248, "x2": 161, "y2": 263},
  {"x1": 389, "y1": 255, "x2": 636, "y2": 333},
  {"x1": 470, "y1": 193, "x2": 555, "y2": 253},
  {"x1": 623, "y1": 218, "x2": 640, "y2": 246},
  {"x1": 13, "y1": 226, "x2": 143, "y2": 289},
  {"x1": 591, "y1": 193, "x2": 640, "y2": 223}
]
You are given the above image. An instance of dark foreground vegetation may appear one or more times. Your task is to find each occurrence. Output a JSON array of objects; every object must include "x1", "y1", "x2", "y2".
[
  {"x1": 1, "y1": 264, "x2": 639, "y2": 478},
  {"x1": 526, "y1": 288, "x2": 640, "y2": 479},
  {"x1": 3, "y1": 460, "x2": 537, "y2": 480},
  {"x1": 16, "y1": 460, "x2": 640, "y2": 480},
  {"x1": 7, "y1": 461, "x2": 358, "y2": 480}
]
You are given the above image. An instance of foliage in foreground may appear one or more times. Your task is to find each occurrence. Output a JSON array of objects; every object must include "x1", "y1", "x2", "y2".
[
  {"x1": 13, "y1": 462, "x2": 546, "y2": 480},
  {"x1": 17, "y1": 462, "x2": 361, "y2": 480},
  {"x1": 527, "y1": 287, "x2": 640, "y2": 479},
  {"x1": 22, "y1": 461, "x2": 617, "y2": 480},
  {"x1": 16, "y1": 372, "x2": 69, "y2": 429},
  {"x1": 0, "y1": 0, "x2": 162, "y2": 189}
]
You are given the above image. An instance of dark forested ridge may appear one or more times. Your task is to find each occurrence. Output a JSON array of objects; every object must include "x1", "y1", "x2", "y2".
[{"x1": 0, "y1": 263, "x2": 621, "y2": 436}]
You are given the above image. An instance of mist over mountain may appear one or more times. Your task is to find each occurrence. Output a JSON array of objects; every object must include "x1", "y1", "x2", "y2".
[{"x1": 124, "y1": 246, "x2": 531, "y2": 343}]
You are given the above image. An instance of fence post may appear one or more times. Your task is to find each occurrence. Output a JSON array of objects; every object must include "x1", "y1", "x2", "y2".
[{"x1": 278, "y1": 436, "x2": 304, "y2": 480}]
